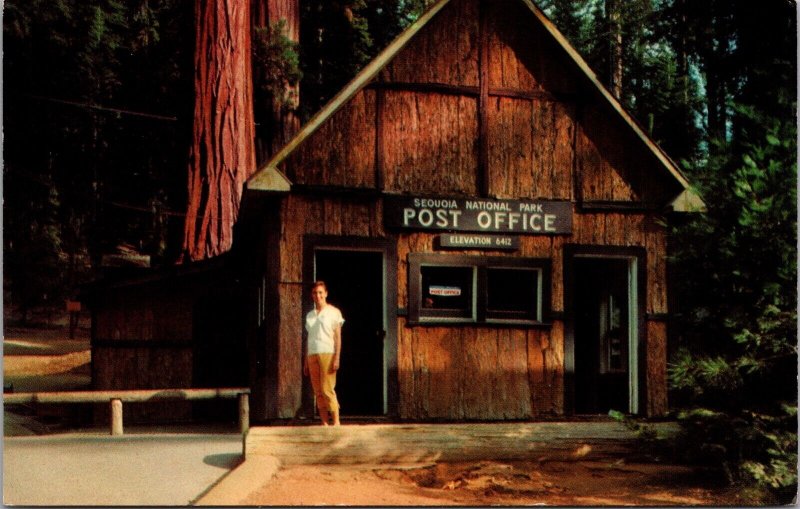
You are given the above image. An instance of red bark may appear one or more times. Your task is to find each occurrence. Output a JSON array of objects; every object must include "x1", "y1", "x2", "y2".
[
  {"x1": 183, "y1": 0, "x2": 257, "y2": 261},
  {"x1": 253, "y1": 0, "x2": 299, "y2": 41}
]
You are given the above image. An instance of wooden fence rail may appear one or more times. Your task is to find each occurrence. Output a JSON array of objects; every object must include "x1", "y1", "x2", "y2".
[{"x1": 4, "y1": 388, "x2": 250, "y2": 437}]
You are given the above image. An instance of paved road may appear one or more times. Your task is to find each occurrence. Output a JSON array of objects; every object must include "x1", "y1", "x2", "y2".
[
  {"x1": 3, "y1": 326, "x2": 246, "y2": 505},
  {"x1": 3, "y1": 432, "x2": 243, "y2": 506}
]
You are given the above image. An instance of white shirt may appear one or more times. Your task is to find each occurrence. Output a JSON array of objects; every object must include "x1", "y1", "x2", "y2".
[{"x1": 305, "y1": 305, "x2": 344, "y2": 355}]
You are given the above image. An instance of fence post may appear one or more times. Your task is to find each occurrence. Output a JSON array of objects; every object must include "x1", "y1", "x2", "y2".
[
  {"x1": 110, "y1": 399, "x2": 124, "y2": 435},
  {"x1": 238, "y1": 393, "x2": 250, "y2": 435}
]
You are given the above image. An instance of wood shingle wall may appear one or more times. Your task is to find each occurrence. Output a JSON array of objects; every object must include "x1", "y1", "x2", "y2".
[
  {"x1": 253, "y1": 0, "x2": 678, "y2": 420},
  {"x1": 91, "y1": 263, "x2": 246, "y2": 423}
]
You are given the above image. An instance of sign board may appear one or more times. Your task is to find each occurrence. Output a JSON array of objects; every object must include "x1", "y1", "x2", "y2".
[
  {"x1": 428, "y1": 286, "x2": 462, "y2": 297},
  {"x1": 384, "y1": 195, "x2": 572, "y2": 235},
  {"x1": 438, "y1": 233, "x2": 520, "y2": 250}
]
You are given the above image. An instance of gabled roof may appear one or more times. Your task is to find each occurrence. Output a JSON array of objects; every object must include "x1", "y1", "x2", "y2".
[{"x1": 248, "y1": 0, "x2": 703, "y2": 211}]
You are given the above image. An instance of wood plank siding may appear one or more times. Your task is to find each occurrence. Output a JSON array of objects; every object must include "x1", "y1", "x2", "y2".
[
  {"x1": 247, "y1": 0, "x2": 685, "y2": 420},
  {"x1": 279, "y1": 0, "x2": 678, "y2": 207},
  {"x1": 92, "y1": 280, "x2": 195, "y2": 422},
  {"x1": 91, "y1": 263, "x2": 246, "y2": 423},
  {"x1": 269, "y1": 204, "x2": 669, "y2": 419}
]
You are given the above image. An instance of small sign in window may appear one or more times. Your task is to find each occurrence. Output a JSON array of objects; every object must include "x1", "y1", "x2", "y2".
[
  {"x1": 428, "y1": 286, "x2": 462, "y2": 296},
  {"x1": 420, "y1": 266, "x2": 473, "y2": 318}
]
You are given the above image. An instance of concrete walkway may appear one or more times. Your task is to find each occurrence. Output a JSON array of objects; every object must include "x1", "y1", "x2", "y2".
[{"x1": 3, "y1": 431, "x2": 243, "y2": 506}]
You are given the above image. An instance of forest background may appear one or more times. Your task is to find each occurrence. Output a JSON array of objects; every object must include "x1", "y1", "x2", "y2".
[{"x1": 2, "y1": 0, "x2": 797, "y2": 503}]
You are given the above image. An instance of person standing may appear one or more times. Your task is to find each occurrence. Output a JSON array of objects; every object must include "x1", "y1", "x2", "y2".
[{"x1": 303, "y1": 281, "x2": 344, "y2": 426}]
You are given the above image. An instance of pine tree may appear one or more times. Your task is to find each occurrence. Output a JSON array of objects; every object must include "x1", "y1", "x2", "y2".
[
  {"x1": 669, "y1": 106, "x2": 797, "y2": 503},
  {"x1": 4, "y1": 0, "x2": 192, "y2": 275},
  {"x1": 299, "y1": 0, "x2": 374, "y2": 117}
]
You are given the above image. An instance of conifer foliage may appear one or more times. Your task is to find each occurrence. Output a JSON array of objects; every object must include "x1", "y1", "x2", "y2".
[
  {"x1": 542, "y1": 0, "x2": 797, "y2": 502},
  {"x1": 668, "y1": 105, "x2": 797, "y2": 504},
  {"x1": 4, "y1": 0, "x2": 192, "y2": 313}
]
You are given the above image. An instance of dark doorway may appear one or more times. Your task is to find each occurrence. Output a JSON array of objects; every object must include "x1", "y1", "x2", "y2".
[
  {"x1": 193, "y1": 289, "x2": 248, "y2": 421},
  {"x1": 573, "y1": 258, "x2": 632, "y2": 414},
  {"x1": 314, "y1": 249, "x2": 385, "y2": 415}
]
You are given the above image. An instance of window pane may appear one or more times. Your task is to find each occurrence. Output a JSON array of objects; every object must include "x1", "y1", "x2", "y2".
[
  {"x1": 487, "y1": 268, "x2": 539, "y2": 320},
  {"x1": 420, "y1": 266, "x2": 473, "y2": 315},
  {"x1": 602, "y1": 293, "x2": 627, "y2": 373}
]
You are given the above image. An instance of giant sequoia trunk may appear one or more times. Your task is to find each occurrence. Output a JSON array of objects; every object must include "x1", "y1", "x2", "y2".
[
  {"x1": 183, "y1": 0, "x2": 256, "y2": 261},
  {"x1": 252, "y1": 0, "x2": 300, "y2": 163}
]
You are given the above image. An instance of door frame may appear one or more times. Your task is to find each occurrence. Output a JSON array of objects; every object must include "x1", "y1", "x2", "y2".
[
  {"x1": 563, "y1": 244, "x2": 647, "y2": 415},
  {"x1": 303, "y1": 235, "x2": 398, "y2": 417}
]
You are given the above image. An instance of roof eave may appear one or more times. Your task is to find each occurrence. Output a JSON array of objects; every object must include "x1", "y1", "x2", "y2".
[
  {"x1": 247, "y1": 165, "x2": 292, "y2": 193},
  {"x1": 669, "y1": 187, "x2": 707, "y2": 212}
]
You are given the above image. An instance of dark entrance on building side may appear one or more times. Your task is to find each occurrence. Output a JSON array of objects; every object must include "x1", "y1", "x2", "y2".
[
  {"x1": 314, "y1": 249, "x2": 385, "y2": 415},
  {"x1": 573, "y1": 257, "x2": 633, "y2": 414}
]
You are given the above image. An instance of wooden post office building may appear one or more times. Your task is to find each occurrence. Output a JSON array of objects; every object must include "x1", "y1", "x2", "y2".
[
  {"x1": 238, "y1": 0, "x2": 700, "y2": 422},
  {"x1": 91, "y1": 0, "x2": 702, "y2": 424}
]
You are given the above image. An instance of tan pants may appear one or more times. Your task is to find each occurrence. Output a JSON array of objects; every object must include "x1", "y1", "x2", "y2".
[{"x1": 307, "y1": 353, "x2": 340, "y2": 413}]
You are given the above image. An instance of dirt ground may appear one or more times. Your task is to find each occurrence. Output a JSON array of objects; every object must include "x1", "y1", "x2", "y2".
[
  {"x1": 241, "y1": 459, "x2": 735, "y2": 506},
  {"x1": 4, "y1": 319, "x2": 741, "y2": 506},
  {"x1": 3, "y1": 325, "x2": 91, "y2": 392},
  {"x1": 3, "y1": 317, "x2": 93, "y2": 434}
]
